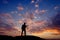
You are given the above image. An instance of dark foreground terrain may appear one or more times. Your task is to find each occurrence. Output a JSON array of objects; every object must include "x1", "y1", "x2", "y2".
[
  {"x1": 0, "y1": 35, "x2": 60, "y2": 40},
  {"x1": 0, "y1": 35, "x2": 45, "y2": 40}
]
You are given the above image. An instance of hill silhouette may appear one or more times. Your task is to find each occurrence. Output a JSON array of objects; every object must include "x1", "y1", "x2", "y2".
[
  {"x1": 0, "y1": 35, "x2": 45, "y2": 40},
  {"x1": 15, "y1": 35, "x2": 45, "y2": 40}
]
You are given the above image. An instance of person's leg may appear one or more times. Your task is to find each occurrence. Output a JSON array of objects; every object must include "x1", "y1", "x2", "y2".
[
  {"x1": 21, "y1": 30, "x2": 23, "y2": 36},
  {"x1": 24, "y1": 29, "x2": 26, "y2": 36}
]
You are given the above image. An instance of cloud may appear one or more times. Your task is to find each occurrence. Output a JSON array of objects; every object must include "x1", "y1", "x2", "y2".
[
  {"x1": 0, "y1": 13, "x2": 21, "y2": 36},
  {"x1": 34, "y1": 9, "x2": 48, "y2": 15},
  {"x1": 30, "y1": 27, "x2": 60, "y2": 39},
  {"x1": 35, "y1": 3, "x2": 39, "y2": 8},
  {"x1": 18, "y1": 13, "x2": 51, "y2": 34},
  {"x1": 1, "y1": 13, "x2": 15, "y2": 25},
  {"x1": 18, "y1": 17, "x2": 48, "y2": 34},
  {"x1": 31, "y1": 0, "x2": 41, "y2": 4},
  {"x1": 18, "y1": 12, "x2": 35, "y2": 19},
  {"x1": 31, "y1": 0, "x2": 35, "y2": 3},
  {"x1": 18, "y1": 19, "x2": 24, "y2": 24},
  {"x1": 25, "y1": 12, "x2": 35, "y2": 19},
  {"x1": 46, "y1": 29, "x2": 60, "y2": 35},
  {"x1": 0, "y1": 13, "x2": 16, "y2": 28},
  {"x1": 0, "y1": 26, "x2": 21, "y2": 36},
  {"x1": 23, "y1": 17, "x2": 60, "y2": 39},
  {"x1": 54, "y1": 6, "x2": 59, "y2": 10},
  {"x1": 18, "y1": 14, "x2": 22, "y2": 16},
  {"x1": 40, "y1": 10, "x2": 48, "y2": 13},
  {"x1": 27, "y1": 20, "x2": 48, "y2": 33},
  {"x1": 52, "y1": 11, "x2": 60, "y2": 27},
  {"x1": 17, "y1": 6, "x2": 24, "y2": 11},
  {"x1": 0, "y1": 23, "x2": 13, "y2": 35},
  {"x1": 35, "y1": 9, "x2": 39, "y2": 14},
  {"x1": 0, "y1": 11, "x2": 60, "y2": 39},
  {"x1": 11, "y1": 11, "x2": 18, "y2": 14}
]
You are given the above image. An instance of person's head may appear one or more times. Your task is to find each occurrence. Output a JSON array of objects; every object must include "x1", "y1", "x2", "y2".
[{"x1": 24, "y1": 22, "x2": 26, "y2": 25}]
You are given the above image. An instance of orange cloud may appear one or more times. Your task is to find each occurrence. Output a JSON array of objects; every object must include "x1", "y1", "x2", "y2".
[
  {"x1": 0, "y1": 12, "x2": 60, "y2": 39},
  {"x1": 30, "y1": 27, "x2": 60, "y2": 39},
  {"x1": 18, "y1": 16, "x2": 49, "y2": 34},
  {"x1": 0, "y1": 26, "x2": 21, "y2": 37},
  {"x1": 44, "y1": 29, "x2": 60, "y2": 35},
  {"x1": 26, "y1": 20, "x2": 48, "y2": 33},
  {"x1": 0, "y1": 14, "x2": 60, "y2": 39}
]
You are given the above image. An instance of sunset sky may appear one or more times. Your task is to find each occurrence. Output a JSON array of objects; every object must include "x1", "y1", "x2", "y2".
[{"x1": 0, "y1": 0, "x2": 60, "y2": 39}]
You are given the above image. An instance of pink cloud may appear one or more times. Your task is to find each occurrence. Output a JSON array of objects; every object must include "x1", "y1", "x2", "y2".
[
  {"x1": 35, "y1": 9, "x2": 39, "y2": 14},
  {"x1": 18, "y1": 19, "x2": 24, "y2": 24},
  {"x1": 34, "y1": 9, "x2": 48, "y2": 14},
  {"x1": 18, "y1": 14, "x2": 22, "y2": 16},
  {"x1": 31, "y1": 0, "x2": 35, "y2": 3},
  {"x1": 0, "y1": 27, "x2": 21, "y2": 36},
  {"x1": 0, "y1": 13, "x2": 15, "y2": 25},
  {"x1": 35, "y1": 3, "x2": 39, "y2": 8},
  {"x1": 40, "y1": 10, "x2": 48, "y2": 13},
  {"x1": 20, "y1": 12, "x2": 35, "y2": 19},
  {"x1": 0, "y1": 13, "x2": 13, "y2": 19},
  {"x1": 17, "y1": 6, "x2": 24, "y2": 11},
  {"x1": 26, "y1": 20, "x2": 48, "y2": 33}
]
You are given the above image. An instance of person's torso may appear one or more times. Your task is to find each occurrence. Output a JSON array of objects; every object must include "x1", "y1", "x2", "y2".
[{"x1": 22, "y1": 25, "x2": 26, "y2": 29}]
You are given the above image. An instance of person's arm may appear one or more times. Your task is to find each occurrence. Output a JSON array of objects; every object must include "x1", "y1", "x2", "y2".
[{"x1": 26, "y1": 25, "x2": 29, "y2": 29}]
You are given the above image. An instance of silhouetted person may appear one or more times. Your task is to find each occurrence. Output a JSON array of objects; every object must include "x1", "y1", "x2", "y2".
[{"x1": 21, "y1": 23, "x2": 27, "y2": 36}]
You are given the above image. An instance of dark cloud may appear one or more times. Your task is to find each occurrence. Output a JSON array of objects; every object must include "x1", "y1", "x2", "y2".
[
  {"x1": 0, "y1": 32, "x2": 6, "y2": 35},
  {"x1": 52, "y1": 11, "x2": 60, "y2": 27}
]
